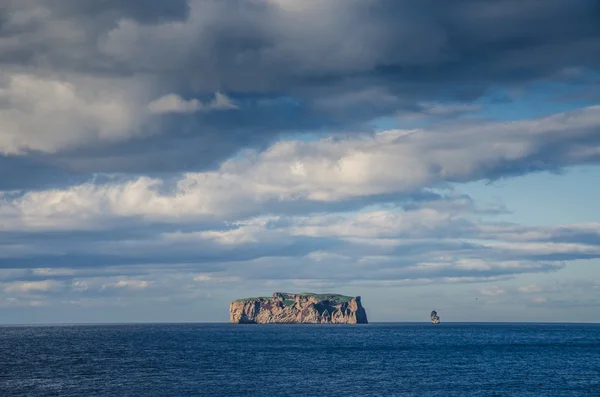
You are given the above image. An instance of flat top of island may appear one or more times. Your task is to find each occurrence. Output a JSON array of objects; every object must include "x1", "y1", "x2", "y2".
[{"x1": 233, "y1": 292, "x2": 356, "y2": 303}]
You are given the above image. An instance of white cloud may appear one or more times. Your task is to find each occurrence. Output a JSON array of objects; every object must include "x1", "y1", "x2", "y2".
[
  {"x1": 288, "y1": 208, "x2": 458, "y2": 239},
  {"x1": 102, "y1": 279, "x2": 150, "y2": 290},
  {"x1": 518, "y1": 284, "x2": 543, "y2": 293},
  {"x1": 3, "y1": 280, "x2": 61, "y2": 293},
  {"x1": 0, "y1": 73, "x2": 147, "y2": 155},
  {"x1": 193, "y1": 274, "x2": 242, "y2": 283},
  {"x1": 148, "y1": 94, "x2": 202, "y2": 114},
  {"x1": 32, "y1": 268, "x2": 75, "y2": 276},
  {"x1": 306, "y1": 251, "x2": 350, "y2": 262},
  {"x1": 72, "y1": 281, "x2": 89, "y2": 292},
  {"x1": 0, "y1": 184, "x2": 596, "y2": 290},
  {"x1": 148, "y1": 92, "x2": 238, "y2": 115},
  {"x1": 193, "y1": 274, "x2": 212, "y2": 282},
  {"x1": 0, "y1": 298, "x2": 48, "y2": 308},
  {"x1": 479, "y1": 286, "x2": 505, "y2": 296},
  {"x1": 485, "y1": 241, "x2": 600, "y2": 256},
  {"x1": 210, "y1": 92, "x2": 238, "y2": 110},
  {"x1": 2, "y1": 105, "x2": 599, "y2": 231}
]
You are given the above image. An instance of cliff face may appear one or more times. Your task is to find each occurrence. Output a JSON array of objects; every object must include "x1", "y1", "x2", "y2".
[{"x1": 230, "y1": 292, "x2": 368, "y2": 324}]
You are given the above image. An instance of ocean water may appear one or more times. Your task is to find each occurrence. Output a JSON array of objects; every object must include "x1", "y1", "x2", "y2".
[{"x1": 1, "y1": 323, "x2": 599, "y2": 396}]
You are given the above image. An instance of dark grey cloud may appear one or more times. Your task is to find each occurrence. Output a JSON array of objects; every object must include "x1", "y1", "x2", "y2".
[
  {"x1": 45, "y1": 0, "x2": 191, "y2": 22},
  {"x1": 1, "y1": 0, "x2": 599, "y2": 184}
]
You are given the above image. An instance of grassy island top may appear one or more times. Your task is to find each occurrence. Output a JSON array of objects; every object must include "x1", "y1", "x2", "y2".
[{"x1": 233, "y1": 292, "x2": 355, "y2": 303}]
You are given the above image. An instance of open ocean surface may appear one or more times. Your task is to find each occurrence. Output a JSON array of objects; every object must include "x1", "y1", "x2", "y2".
[{"x1": 1, "y1": 323, "x2": 599, "y2": 396}]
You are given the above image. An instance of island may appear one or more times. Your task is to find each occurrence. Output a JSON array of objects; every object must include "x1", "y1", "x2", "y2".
[{"x1": 229, "y1": 292, "x2": 368, "y2": 324}]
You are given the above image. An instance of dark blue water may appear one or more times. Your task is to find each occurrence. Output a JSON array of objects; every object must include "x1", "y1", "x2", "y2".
[{"x1": 1, "y1": 323, "x2": 599, "y2": 396}]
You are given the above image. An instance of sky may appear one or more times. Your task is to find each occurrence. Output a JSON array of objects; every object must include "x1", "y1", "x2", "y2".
[{"x1": 1, "y1": 0, "x2": 600, "y2": 324}]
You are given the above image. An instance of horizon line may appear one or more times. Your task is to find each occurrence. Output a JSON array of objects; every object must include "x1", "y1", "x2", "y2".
[{"x1": 1, "y1": 321, "x2": 599, "y2": 327}]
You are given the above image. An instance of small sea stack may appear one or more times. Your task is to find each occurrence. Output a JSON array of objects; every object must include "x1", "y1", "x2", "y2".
[{"x1": 430, "y1": 310, "x2": 440, "y2": 324}]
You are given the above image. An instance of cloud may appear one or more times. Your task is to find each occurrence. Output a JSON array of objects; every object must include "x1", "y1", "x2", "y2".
[
  {"x1": 0, "y1": 73, "x2": 148, "y2": 155},
  {"x1": 148, "y1": 94, "x2": 203, "y2": 114},
  {"x1": 479, "y1": 286, "x2": 506, "y2": 296},
  {"x1": 0, "y1": 0, "x2": 598, "y2": 178},
  {"x1": 0, "y1": 113, "x2": 599, "y2": 291},
  {"x1": 3, "y1": 280, "x2": 61, "y2": 293},
  {"x1": 72, "y1": 281, "x2": 89, "y2": 292},
  {"x1": 147, "y1": 92, "x2": 238, "y2": 114},
  {"x1": 1, "y1": 298, "x2": 48, "y2": 308},
  {"x1": 1, "y1": 105, "x2": 600, "y2": 232},
  {"x1": 0, "y1": 197, "x2": 596, "y2": 288},
  {"x1": 210, "y1": 92, "x2": 239, "y2": 110},
  {"x1": 101, "y1": 279, "x2": 150, "y2": 290},
  {"x1": 32, "y1": 268, "x2": 76, "y2": 276},
  {"x1": 518, "y1": 284, "x2": 544, "y2": 293},
  {"x1": 193, "y1": 274, "x2": 242, "y2": 283},
  {"x1": 397, "y1": 102, "x2": 484, "y2": 121},
  {"x1": 92, "y1": 0, "x2": 600, "y2": 90}
]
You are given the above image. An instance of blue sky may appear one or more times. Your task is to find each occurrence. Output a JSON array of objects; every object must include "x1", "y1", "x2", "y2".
[{"x1": 1, "y1": 0, "x2": 600, "y2": 324}]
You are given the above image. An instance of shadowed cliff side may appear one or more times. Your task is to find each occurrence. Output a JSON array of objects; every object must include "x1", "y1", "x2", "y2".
[{"x1": 230, "y1": 292, "x2": 368, "y2": 324}]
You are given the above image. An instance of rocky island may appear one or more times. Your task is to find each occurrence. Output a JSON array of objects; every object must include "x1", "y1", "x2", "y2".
[{"x1": 230, "y1": 292, "x2": 368, "y2": 324}]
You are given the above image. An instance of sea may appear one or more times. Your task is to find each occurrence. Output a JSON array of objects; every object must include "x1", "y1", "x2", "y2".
[{"x1": 1, "y1": 323, "x2": 599, "y2": 396}]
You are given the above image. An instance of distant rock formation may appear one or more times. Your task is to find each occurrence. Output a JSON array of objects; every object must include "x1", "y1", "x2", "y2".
[
  {"x1": 430, "y1": 310, "x2": 440, "y2": 324},
  {"x1": 230, "y1": 292, "x2": 368, "y2": 324}
]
